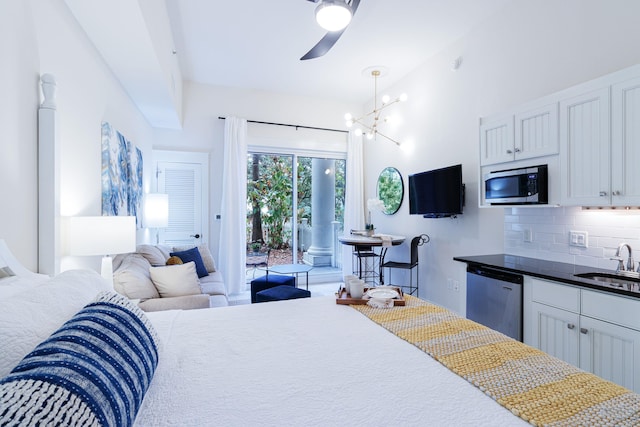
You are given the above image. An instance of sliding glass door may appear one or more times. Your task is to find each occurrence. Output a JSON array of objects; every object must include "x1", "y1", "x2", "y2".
[{"x1": 246, "y1": 151, "x2": 345, "y2": 280}]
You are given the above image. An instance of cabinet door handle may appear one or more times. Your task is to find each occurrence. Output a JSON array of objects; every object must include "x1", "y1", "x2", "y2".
[
  {"x1": 613, "y1": 190, "x2": 621, "y2": 196},
  {"x1": 514, "y1": 148, "x2": 521, "y2": 153},
  {"x1": 506, "y1": 149, "x2": 513, "y2": 154},
  {"x1": 567, "y1": 324, "x2": 575, "y2": 330},
  {"x1": 599, "y1": 191, "x2": 607, "y2": 197},
  {"x1": 580, "y1": 328, "x2": 588, "y2": 335}
]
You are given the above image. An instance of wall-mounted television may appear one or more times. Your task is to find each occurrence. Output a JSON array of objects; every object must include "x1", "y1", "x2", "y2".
[{"x1": 408, "y1": 164, "x2": 465, "y2": 218}]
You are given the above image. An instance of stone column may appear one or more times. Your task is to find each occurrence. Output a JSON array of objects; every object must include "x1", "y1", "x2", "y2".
[{"x1": 303, "y1": 159, "x2": 335, "y2": 266}]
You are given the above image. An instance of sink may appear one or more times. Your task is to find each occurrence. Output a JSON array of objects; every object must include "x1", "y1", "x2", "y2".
[{"x1": 574, "y1": 271, "x2": 640, "y2": 289}]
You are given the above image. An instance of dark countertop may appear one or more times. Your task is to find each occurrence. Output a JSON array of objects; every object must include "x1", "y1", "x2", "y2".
[{"x1": 453, "y1": 254, "x2": 640, "y2": 299}]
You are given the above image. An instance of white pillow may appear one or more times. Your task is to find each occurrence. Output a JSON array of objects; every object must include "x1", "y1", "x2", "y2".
[
  {"x1": 0, "y1": 269, "x2": 110, "y2": 377},
  {"x1": 149, "y1": 262, "x2": 201, "y2": 298}
]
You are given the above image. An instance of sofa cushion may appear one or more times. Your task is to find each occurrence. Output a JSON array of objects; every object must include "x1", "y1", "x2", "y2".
[
  {"x1": 173, "y1": 244, "x2": 216, "y2": 273},
  {"x1": 138, "y1": 294, "x2": 211, "y2": 312},
  {"x1": 199, "y1": 271, "x2": 226, "y2": 296},
  {"x1": 136, "y1": 244, "x2": 171, "y2": 266},
  {"x1": 113, "y1": 254, "x2": 159, "y2": 300},
  {"x1": 149, "y1": 262, "x2": 201, "y2": 298},
  {"x1": 170, "y1": 247, "x2": 209, "y2": 278}
]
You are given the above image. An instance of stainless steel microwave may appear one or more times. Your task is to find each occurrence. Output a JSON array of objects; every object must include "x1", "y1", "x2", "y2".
[{"x1": 483, "y1": 165, "x2": 548, "y2": 205}]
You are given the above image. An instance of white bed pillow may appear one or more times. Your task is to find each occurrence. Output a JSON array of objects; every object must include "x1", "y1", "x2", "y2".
[
  {"x1": 0, "y1": 269, "x2": 110, "y2": 377},
  {"x1": 149, "y1": 262, "x2": 201, "y2": 298}
]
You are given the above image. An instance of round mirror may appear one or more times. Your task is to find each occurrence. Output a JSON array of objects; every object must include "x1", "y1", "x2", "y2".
[{"x1": 376, "y1": 167, "x2": 404, "y2": 215}]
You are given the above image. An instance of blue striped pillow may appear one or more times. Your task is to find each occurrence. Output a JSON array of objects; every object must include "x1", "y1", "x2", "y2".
[{"x1": 0, "y1": 291, "x2": 159, "y2": 426}]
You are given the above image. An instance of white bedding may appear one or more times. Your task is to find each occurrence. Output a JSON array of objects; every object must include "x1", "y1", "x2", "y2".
[{"x1": 138, "y1": 297, "x2": 529, "y2": 426}]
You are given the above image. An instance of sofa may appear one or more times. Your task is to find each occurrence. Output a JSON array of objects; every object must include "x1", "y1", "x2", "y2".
[{"x1": 112, "y1": 244, "x2": 228, "y2": 311}]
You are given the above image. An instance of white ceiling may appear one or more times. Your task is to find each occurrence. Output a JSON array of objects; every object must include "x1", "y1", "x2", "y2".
[
  {"x1": 66, "y1": 0, "x2": 514, "y2": 127},
  {"x1": 167, "y1": 0, "x2": 513, "y2": 102}
]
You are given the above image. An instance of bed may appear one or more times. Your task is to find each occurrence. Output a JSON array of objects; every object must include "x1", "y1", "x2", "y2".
[{"x1": 0, "y1": 242, "x2": 638, "y2": 426}]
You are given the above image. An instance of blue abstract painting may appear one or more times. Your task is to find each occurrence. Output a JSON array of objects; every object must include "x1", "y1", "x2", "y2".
[{"x1": 101, "y1": 121, "x2": 143, "y2": 227}]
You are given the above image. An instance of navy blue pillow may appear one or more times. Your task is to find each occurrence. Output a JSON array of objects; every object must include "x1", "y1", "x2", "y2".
[
  {"x1": 0, "y1": 292, "x2": 159, "y2": 427},
  {"x1": 170, "y1": 247, "x2": 209, "y2": 278}
]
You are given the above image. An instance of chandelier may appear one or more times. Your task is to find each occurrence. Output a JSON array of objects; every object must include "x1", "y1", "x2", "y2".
[{"x1": 345, "y1": 68, "x2": 407, "y2": 146}]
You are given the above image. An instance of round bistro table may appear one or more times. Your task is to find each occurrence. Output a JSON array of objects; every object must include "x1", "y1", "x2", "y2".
[{"x1": 338, "y1": 234, "x2": 406, "y2": 285}]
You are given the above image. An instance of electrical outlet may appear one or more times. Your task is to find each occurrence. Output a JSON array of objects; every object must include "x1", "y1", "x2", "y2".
[
  {"x1": 453, "y1": 280, "x2": 460, "y2": 292},
  {"x1": 569, "y1": 230, "x2": 588, "y2": 248},
  {"x1": 446, "y1": 278, "x2": 453, "y2": 290},
  {"x1": 524, "y1": 228, "x2": 533, "y2": 243}
]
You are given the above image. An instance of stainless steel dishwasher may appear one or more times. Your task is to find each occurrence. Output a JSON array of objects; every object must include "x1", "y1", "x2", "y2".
[{"x1": 466, "y1": 265, "x2": 523, "y2": 341}]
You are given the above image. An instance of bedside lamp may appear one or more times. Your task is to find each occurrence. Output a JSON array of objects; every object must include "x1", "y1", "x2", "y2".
[
  {"x1": 144, "y1": 193, "x2": 169, "y2": 244},
  {"x1": 69, "y1": 216, "x2": 136, "y2": 286}
]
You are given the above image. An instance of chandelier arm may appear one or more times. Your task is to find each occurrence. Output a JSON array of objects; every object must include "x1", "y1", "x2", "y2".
[
  {"x1": 377, "y1": 98, "x2": 401, "y2": 113},
  {"x1": 353, "y1": 120, "x2": 373, "y2": 132},
  {"x1": 374, "y1": 130, "x2": 401, "y2": 146}
]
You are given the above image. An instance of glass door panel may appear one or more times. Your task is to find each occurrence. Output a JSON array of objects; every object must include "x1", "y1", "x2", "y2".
[{"x1": 246, "y1": 153, "x2": 294, "y2": 268}]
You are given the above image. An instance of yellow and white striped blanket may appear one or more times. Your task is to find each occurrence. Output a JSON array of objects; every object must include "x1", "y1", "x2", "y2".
[{"x1": 352, "y1": 296, "x2": 640, "y2": 426}]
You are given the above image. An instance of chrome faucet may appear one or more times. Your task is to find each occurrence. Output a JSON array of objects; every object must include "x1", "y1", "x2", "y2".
[{"x1": 613, "y1": 243, "x2": 634, "y2": 272}]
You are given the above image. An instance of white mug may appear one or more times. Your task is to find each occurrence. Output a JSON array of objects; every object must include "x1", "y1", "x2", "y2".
[
  {"x1": 343, "y1": 275, "x2": 358, "y2": 294},
  {"x1": 350, "y1": 280, "x2": 365, "y2": 299}
]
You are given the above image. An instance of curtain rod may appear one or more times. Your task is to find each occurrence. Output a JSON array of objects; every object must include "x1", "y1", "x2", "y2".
[{"x1": 217, "y1": 116, "x2": 348, "y2": 134}]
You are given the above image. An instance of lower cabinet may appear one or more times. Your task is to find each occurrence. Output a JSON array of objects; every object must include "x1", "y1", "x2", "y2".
[{"x1": 525, "y1": 277, "x2": 640, "y2": 393}]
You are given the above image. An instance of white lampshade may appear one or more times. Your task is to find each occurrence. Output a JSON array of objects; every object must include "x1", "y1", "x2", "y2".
[
  {"x1": 315, "y1": 0, "x2": 352, "y2": 32},
  {"x1": 144, "y1": 193, "x2": 169, "y2": 228},
  {"x1": 69, "y1": 216, "x2": 136, "y2": 286}
]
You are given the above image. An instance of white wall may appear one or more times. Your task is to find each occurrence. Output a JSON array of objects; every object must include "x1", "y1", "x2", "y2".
[
  {"x1": 0, "y1": 1, "x2": 40, "y2": 270},
  {"x1": 0, "y1": 0, "x2": 155, "y2": 273},
  {"x1": 364, "y1": 0, "x2": 640, "y2": 314},
  {"x1": 152, "y1": 81, "x2": 359, "y2": 262}
]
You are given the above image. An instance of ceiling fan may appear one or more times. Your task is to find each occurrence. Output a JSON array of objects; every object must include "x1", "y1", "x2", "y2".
[{"x1": 301, "y1": 0, "x2": 361, "y2": 60}]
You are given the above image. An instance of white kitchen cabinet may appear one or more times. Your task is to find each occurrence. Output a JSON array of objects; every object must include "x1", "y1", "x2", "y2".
[
  {"x1": 480, "y1": 102, "x2": 558, "y2": 167},
  {"x1": 611, "y1": 75, "x2": 640, "y2": 206},
  {"x1": 514, "y1": 102, "x2": 559, "y2": 161},
  {"x1": 530, "y1": 301, "x2": 579, "y2": 366},
  {"x1": 579, "y1": 315, "x2": 640, "y2": 393},
  {"x1": 479, "y1": 115, "x2": 514, "y2": 166},
  {"x1": 559, "y1": 86, "x2": 611, "y2": 206},
  {"x1": 525, "y1": 277, "x2": 640, "y2": 393},
  {"x1": 559, "y1": 65, "x2": 640, "y2": 207}
]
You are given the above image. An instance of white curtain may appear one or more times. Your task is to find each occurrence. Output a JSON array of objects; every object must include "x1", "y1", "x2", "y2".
[
  {"x1": 218, "y1": 117, "x2": 247, "y2": 296},
  {"x1": 341, "y1": 131, "x2": 365, "y2": 276}
]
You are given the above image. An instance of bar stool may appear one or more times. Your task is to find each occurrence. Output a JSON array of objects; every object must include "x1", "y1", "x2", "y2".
[
  {"x1": 380, "y1": 234, "x2": 430, "y2": 295},
  {"x1": 352, "y1": 244, "x2": 381, "y2": 286}
]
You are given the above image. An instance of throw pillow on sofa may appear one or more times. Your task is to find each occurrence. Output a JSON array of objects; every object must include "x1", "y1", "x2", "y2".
[
  {"x1": 113, "y1": 254, "x2": 160, "y2": 300},
  {"x1": 149, "y1": 262, "x2": 201, "y2": 298},
  {"x1": 170, "y1": 247, "x2": 209, "y2": 278},
  {"x1": 172, "y1": 244, "x2": 216, "y2": 273},
  {"x1": 136, "y1": 244, "x2": 171, "y2": 266}
]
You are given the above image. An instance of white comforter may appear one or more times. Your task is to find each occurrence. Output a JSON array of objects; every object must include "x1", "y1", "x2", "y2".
[{"x1": 138, "y1": 297, "x2": 529, "y2": 427}]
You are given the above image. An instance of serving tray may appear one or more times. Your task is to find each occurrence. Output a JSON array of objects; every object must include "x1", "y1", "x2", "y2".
[{"x1": 335, "y1": 286, "x2": 405, "y2": 306}]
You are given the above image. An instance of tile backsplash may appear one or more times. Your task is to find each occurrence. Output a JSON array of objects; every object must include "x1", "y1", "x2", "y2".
[{"x1": 505, "y1": 206, "x2": 640, "y2": 270}]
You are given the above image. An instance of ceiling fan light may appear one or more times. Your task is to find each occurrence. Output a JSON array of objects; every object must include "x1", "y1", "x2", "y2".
[{"x1": 315, "y1": 0, "x2": 352, "y2": 32}]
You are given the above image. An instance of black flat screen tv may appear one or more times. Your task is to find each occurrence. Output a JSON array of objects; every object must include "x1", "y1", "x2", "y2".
[{"x1": 409, "y1": 164, "x2": 464, "y2": 218}]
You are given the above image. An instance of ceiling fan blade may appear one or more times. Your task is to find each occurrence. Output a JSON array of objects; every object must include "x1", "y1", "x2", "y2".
[
  {"x1": 300, "y1": 30, "x2": 345, "y2": 60},
  {"x1": 300, "y1": 0, "x2": 360, "y2": 61}
]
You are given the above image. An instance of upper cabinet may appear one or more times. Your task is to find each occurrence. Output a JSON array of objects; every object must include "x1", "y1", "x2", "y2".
[
  {"x1": 479, "y1": 115, "x2": 514, "y2": 166},
  {"x1": 480, "y1": 63, "x2": 640, "y2": 208},
  {"x1": 611, "y1": 76, "x2": 640, "y2": 206},
  {"x1": 479, "y1": 102, "x2": 558, "y2": 167},
  {"x1": 560, "y1": 66, "x2": 640, "y2": 206},
  {"x1": 559, "y1": 86, "x2": 611, "y2": 206}
]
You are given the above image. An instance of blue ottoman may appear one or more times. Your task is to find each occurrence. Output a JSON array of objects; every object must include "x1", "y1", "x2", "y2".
[
  {"x1": 250, "y1": 274, "x2": 296, "y2": 303},
  {"x1": 255, "y1": 285, "x2": 311, "y2": 303}
]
